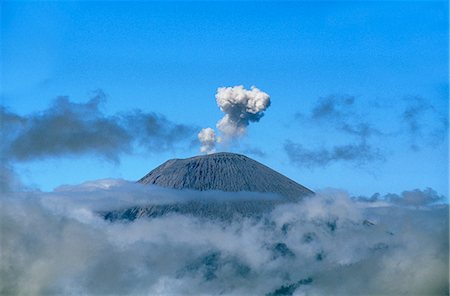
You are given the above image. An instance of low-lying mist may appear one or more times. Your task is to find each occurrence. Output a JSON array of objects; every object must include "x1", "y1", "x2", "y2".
[{"x1": 1, "y1": 179, "x2": 448, "y2": 295}]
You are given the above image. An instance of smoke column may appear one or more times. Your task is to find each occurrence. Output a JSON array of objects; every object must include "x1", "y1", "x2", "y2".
[
  {"x1": 198, "y1": 128, "x2": 217, "y2": 154},
  {"x1": 198, "y1": 85, "x2": 271, "y2": 154}
]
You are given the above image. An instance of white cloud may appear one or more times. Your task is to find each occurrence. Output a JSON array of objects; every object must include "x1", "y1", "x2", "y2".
[
  {"x1": 0, "y1": 181, "x2": 448, "y2": 295},
  {"x1": 198, "y1": 127, "x2": 217, "y2": 154}
]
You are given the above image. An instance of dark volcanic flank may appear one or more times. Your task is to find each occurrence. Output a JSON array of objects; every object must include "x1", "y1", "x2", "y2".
[{"x1": 138, "y1": 152, "x2": 313, "y2": 200}]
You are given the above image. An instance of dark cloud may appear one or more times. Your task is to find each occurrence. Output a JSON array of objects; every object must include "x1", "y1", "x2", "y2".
[
  {"x1": 340, "y1": 122, "x2": 383, "y2": 141},
  {"x1": 5, "y1": 94, "x2": 132, "y2": 162},
  {"x1": 355, "y1": 187, "x2": 446, "y2": 207},
  {"x1": 386, "y1": 188, "x2": 445, "y2": 207},
  {"x1": 1, "y1": 92, "x2": 196, "y2": 162},
  {"x1": 0, "y1": 107, "x2": 27, "y2": 146},
  {"x1": 304, "y1": 94, "x2": 382, "y2": 140},
  {"x1": 284, "y1": 140, "x2": 384, "y2": 168},
  {"x1": 310, "y1": 94, "x2": 355, "y2": 120},
  {"x1": 0, "y1": 106, "x2": 26, "y2": 128},
  {"x1": 124, "y1": 110, "x2": 195, "y2": 153},
  {"x1": 0, "y1": 163, "x2": 21, "y2": 193}
]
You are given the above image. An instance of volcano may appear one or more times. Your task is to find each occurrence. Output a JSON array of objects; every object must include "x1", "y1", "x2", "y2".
[
  {"x1": 102, "y1": 153, "x2": 313, "y2": 221},
  {"x1": 138, "y1": 152, "x2": 313, "y2": 199}
]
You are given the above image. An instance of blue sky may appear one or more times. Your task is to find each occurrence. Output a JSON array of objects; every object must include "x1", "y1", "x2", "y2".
[{"x1": 1, "y1": 1, "x2": 448, "y2": 197}]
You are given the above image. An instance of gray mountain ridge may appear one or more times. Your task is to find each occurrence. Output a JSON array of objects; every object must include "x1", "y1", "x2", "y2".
[{"x1": 102, "y1": 152, "x2": 314, "y2": 221}]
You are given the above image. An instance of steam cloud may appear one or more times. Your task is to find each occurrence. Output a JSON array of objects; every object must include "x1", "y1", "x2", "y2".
[
  {"x1": 198, "y1": 86, "x2": 271, "y2": 154},
  {"x1": 1, "y1": 173, "x2": 448, "y2": 295},
  {"x1": 198, "y1": 128, "x2": 217, "y2": 154},
  {"x1": 215, "y1": 86, "x2": 271, "y2": 138}
]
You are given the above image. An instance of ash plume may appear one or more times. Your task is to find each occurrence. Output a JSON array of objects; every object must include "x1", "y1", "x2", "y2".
[
  {"x1": 198, "y1": 128, "x2": 217, "y2": 154},
  {"x1": 198, "y1": 85, "x2": 271, "y2": 154},
  {"x1": 215, "y1": 85, "x2": 271, "y2": 138}
]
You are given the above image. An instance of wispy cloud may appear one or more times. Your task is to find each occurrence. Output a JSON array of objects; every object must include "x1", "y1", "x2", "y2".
[
  {"x1": 301, "y1": 95, "x2": 382, "y2": 140},
  {"x1": 285, "y1": 141, "x2": 384, "y2": 168},
  {"x1": 402, "y1": 96, "x2": 448, "y2": 151},
  {"x1": 289, "y1": 95, "x2": 384, "y2": 168},
  {"x1": 288, "y1": 94, "x2": 447, "y2": 169},
  {"x1": 310, "y1": 94, "x2": 355, "y2": 121},
  {"x1": 1, "y1": 91, "x2": 196, "y2": 162}
]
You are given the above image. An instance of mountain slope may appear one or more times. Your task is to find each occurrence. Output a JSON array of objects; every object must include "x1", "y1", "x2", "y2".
[
  {"x1": 101, "y1": 153, "x2": 313, "y2": 221},
  {"x1": 138, "y1": 152, "x2": 313, "y2": 200}
]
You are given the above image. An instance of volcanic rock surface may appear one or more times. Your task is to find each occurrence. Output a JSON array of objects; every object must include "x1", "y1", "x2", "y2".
[
  {"x1": 138, "y1": 152, "x2": 313, "y2": 200},
  {"x1": 102, "y1": 152, "x2": 313, "y2": 221}
]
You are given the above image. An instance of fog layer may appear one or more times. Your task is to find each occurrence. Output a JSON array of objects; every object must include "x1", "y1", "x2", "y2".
[{"x1": 1, "y1": 180, "x2": 448, "y2": 295}]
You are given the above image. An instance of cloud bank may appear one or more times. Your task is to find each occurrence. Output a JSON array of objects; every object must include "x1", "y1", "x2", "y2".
[
  {"x1": 198, "y1": 86, "x2": 271, "y2": 154},
  {"x1": 1, "y1": 177, "x2": 448, "y2": 295},
  {"x1": 1, "y1": 91, "x2": 196, "y2": 162}
]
